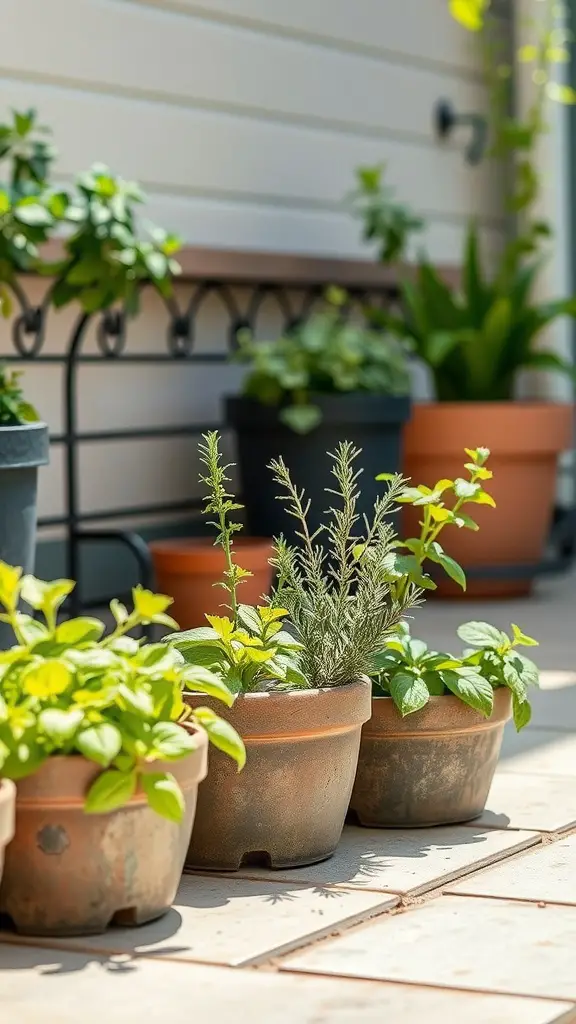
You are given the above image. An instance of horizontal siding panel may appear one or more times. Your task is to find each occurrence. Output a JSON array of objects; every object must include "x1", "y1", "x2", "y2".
[
  {"x1": 1, "y1": 0, "x2": 487, "y2": 141},
  {"x1": 1, "y1": 80, "x2": 503, "y2": 221},
  {"x1": 142, "y1": 192, "x2": 505, "y2": 262},
  {"x1": 126, "y1": 0, "x2": 487, "y2": 74}
]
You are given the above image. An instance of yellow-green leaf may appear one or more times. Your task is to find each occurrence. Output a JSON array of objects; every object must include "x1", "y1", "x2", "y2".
[
  {"x1": 132, "y1": 586, "x2": 173, "y2": 621},
  {"x1": 205, "y1": 615, "x2": 235, "y2": 640},
  {"x1": 23, "y1": 660, "x2": 73, "y2": 698},
  {"x1": 449, "y1": 0, "x2": 487, "y2": 32},
  {"x1": 0, "y1": 562, "x2": 22, "y2": 610},
  {"x1": 471, "y1": 490, "x2": 496, "y2": 507}
]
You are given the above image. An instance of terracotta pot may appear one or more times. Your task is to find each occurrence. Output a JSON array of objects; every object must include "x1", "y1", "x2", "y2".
[
  {"x1": 0, "y1": 727, "x2": 208, "y2": 937},
  {"x1": 0, "y1": 779, "x2": 15, "y2": 882},
  {"x1": 350, "y1": 688, "x2": 511, "y2": 827},
  {"x1": 185, "y1": 681, "x2": 372, "y2": 870},
  {"x1": 403, "y1": 402, "x2": 573, "y2": 598},
  {"x1": 150, "y1": 537, "x2": 274, "y2": 628}
]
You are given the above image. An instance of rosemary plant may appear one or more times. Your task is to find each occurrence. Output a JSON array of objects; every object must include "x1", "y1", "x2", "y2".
[{"x1": 269, "y1": 442, "x2": 419, "y2": 688}]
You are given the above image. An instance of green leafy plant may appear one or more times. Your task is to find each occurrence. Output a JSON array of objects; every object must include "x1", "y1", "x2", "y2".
[
  {"x1": 165, "y1": 432, "x2": 307, "y2": 692},
  {"x1": 0, "y1": 108, "x2": 181, "y2": 319},
  {"x1": 373, "y1": 620, "x2": 539, "y2": 731},
  {"x1": 0, "y1": 563, "x2": 245, "y2": 822},
  {"x1": 384, "y1": 225, "x2": 576, "y2": 401},
  {"x1": 371, "y1": 445, "x2": 539, "y2": 728},
  {"x1": 0, "y1": 366, "x2": 39, "y2": 425},
  {"x1": 348, "y1": 165, "x2": 424, "y2": 263},
  {"x1": 384, "y1": 445, "x2": 496, "y2": 594},
  {"x1": 269, "y1": 442, "x2": 419, "y2": 687},
  {"x1": 235, "y1": 288, "x2": 409, "y2": 435}
]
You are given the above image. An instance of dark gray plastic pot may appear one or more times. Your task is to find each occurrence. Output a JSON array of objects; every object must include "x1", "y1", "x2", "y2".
[
  {"x1": 0, "y1": 423, "x2": 49, "y2": 649},
  {"x1": 226, "y1": 395, "x2": 411, "y2": 542}
]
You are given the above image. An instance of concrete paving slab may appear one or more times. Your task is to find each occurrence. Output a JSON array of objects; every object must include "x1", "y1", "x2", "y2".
[
  {"x1": 283, "y1": 895, "x2": 576, "y2": 1001},
  {"x1": 1, "y1": 943, "x2": 574, "y2": 1024},
  {"x1": 1, "y1": 875, "x2": 397, "y2": 967},
  {"x1": 499, "y1": 727, "x2": 576, "y2": 777},
  {"x1": 234, "y1": 824, "x2": 539, "y2": 896},
  {"x1": 446, "y1": 833, "x2": 576, "y2": 905},
  {"x1": 471, "y1": 773, "x2": 576, "y2": 832}
]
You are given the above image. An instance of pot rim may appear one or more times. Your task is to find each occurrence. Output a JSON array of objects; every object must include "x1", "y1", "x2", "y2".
[
  {"x1": 365, "y1": 687, "x2": 511, "y2": 736},
  {"x1": 225, "y1": 393, "x2": 411, "y2": 427}
]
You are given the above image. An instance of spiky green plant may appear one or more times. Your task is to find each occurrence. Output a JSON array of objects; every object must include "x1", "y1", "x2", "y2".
[{"x1": 268, "y1": 442, "x2": 419, "y2": 688}]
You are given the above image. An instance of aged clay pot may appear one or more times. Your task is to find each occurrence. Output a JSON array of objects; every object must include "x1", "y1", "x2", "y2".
[
  {"x1": 350, "y1": 689, "x2": 511, "y2": 828},
  {"x1": 150, "y1": 537, "x2": 274, "y2": 629},
  {"x1": 0, "y1": 779, "x2": 15, "y2": 882},
  {"x1": 0, "y1": 727, "x2": 208, "y2": 937},
  {"x1": 403, "y1": 402, "x2": 573, "y2": 598},
  {"x1": 185, "y1": 680, "x2": 371, "y2": 870}
]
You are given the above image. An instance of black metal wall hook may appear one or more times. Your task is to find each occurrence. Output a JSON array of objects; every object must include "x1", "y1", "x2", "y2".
[{"x1": 435, "y1": 99, "x2": 488, "y2": 165}]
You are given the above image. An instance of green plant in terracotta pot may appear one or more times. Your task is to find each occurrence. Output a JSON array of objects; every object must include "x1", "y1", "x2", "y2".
[
  {"x1": 350, "y1": 447, "x2": 540, "y2": 828},
  {"x1": 165, "y1": 432, "x2": 417, "y2": 870},
  {"x1": 0, "y1": 562, "x2": 244, "y2": 937}
]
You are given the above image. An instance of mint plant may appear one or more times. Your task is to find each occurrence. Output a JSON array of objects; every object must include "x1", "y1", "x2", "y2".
[
  {"x1": 371, "y1": 446, "x2": 539, "y2": 728},
  {"x1": 373, "y1": 620, "x2": 538, "y2": 730},
  {"x1": 165, "y1": 432, "x2": 307, "y2": 692},
  {"x1": 0, "y1": 563, "x2": 245, "y2": 822}
]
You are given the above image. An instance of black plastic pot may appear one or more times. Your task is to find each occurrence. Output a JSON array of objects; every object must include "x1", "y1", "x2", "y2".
[
  {"x1": 226, "y1": 395, "x2": 411, "y2": 541},
  {"x1": 0, "y1": 423, "x2": 49, "y2": 649}
]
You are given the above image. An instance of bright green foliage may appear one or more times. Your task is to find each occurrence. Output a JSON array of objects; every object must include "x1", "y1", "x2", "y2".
[
  {"x1": 269, "y1": 442, "x2": 418, "y2": 688},
  {"x1": 373, "y1": 619, "x2": 539, "y2": 730},
  {"x1": 166, "y1": 604, "x2": 307, "y2": 693},
  {"x1": 165, "y1": 432, "x2": 306, "y2": 692},
  {"x1": 0, "y1": 563, "x2": 245, "y2": 821},
  {"x1": 376, "y1": 446, "x2": 494, "y2": 595},
  {"x1": 235, "y1": 288, "x2": 409, "y2": 435},
  {"x1": 348, "y1": 165, "x2": 424, "y2": 263},
  {"x1": 383, "y1": 225, "x2": 576, "y2": 401},
  {"x1": 0, "y1": 366, "x2": 39, "y2": 425},
  {"x1": 0, "y1": 108, "x2": 180, "y2": 319}
]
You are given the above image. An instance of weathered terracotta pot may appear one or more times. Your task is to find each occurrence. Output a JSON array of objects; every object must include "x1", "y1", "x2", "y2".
[
  {"x1": 185, "y1": 681, "x2": 371, "y2": 870},
  {"x1": 350, "y1": 689, "x2": 511, "y2": 828},
  {"x1": 150, "y1": 537, "x2": 274, "y2": 629},
  {"x1": 0, "y1": 779, "x2": 15, "y2": 882},
  {"x1": 0, "y1": 727, "x2": 208, "y2": 937},
  {"x1": 403, "y1": 401, "x2": 573, "y2": 598}
]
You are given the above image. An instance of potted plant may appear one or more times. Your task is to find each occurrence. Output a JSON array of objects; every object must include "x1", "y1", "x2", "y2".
[
  {"x1": 351, "y1": 5, "x2": 576, "y2": 597},
  {"x1": 0, "y1": 368, "x2": 48, "y2": 651},
  {"x1": 0, "y1": 561, "x2": 245, "y2": 936},
  {"x1": 225, "y1": 287, "x2": 411, "y2": 542},
  {"x1": 350, "y1": 447, "x2": 540, "y2": 827},
  {"x1": 164, "y1": 433, "x2": 415, "y2": 870}
]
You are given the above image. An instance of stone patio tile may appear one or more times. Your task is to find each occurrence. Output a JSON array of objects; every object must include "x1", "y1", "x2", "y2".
[
  {"x1": 234, "y1": 824, "x2": 539, "y2": 896},
  {"x1": 470, "y1": 773, "x2": 576, "y2": 833},
  {"x1": 1, "y1": 944, "x2": 573, "y2": 1024},
  {"x1": 3, "y1": 874, "x2": 396, "y2": 968},
  {"x1": 499, "y1": 727, "x2": 576, "y2": 777},
  {"x1": 528, "y1": 683, "x2": 576, "y2": 731},
  {"x1": 446, "y1": 833, "x2": 576, "y2": 905},
  {"x1": 283, "y1": 896, "x2": 576, "y2": 1001}
]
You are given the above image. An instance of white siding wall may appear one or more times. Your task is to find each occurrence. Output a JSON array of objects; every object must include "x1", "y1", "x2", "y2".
[{"x1": 0, "y1": 0, "x2": 507, "y2": 539}]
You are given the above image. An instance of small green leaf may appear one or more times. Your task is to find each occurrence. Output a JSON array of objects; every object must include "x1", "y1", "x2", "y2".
[
  {"x1": 142, "y1": 771, "x2": 185, "y2": 822},
  {"x1": 457, "y1": 621, "x2": 510, "y2": 650},
  {"x1": 389, "y1": 670, "x2": 430, "y2": 716},
  {"x1": 441, "y1": 668, "x2": 494, "y2": 717},
  {"x1": 117, "y1": 684, "x2": 155, "y2": 718},
  {"x1": 193, "y1": 708, "x2": 246, "y2": 769},
  {"x1": 512, "y1": 695, "x2": 532, "y2": 731},
  {"x1": 429, "y1": 543, "x2": 466, "y2": 590},
  {"x1": 85, "y1": 768, "x2": 138, "y2": 813},
  {"x1": 38, "y1": 708, "x2": 84, "y2": 745},
  {"x1": 237, "y1": 604, "x2": 263, "y2": 634},
  {"x1": 511, "y1": 623, "x2": 539, "y2": 647},
  {"x1": 181, "y1": 665, "x2": 235, "y2": 706},
  {"x1": 56, "y1": 617, "x2": 105, "y2": 645},
  {"x1": 76, "y1": 723, "x2": 123, "y2": 767},
  {"x1": 149, "y1": 721, "x2": 198, "y2": 760},
  {"x1": 453, "y1": 478, "x2": 480, "y2": 499}
]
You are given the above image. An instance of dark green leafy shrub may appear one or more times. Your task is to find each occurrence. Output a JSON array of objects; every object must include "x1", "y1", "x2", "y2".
[
  {"x1": 0, "y1": 564, "x2": 245, "y2": 821},
  {"x1": 235, "y1": 288, "x2": 409, "y2": 435}
]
